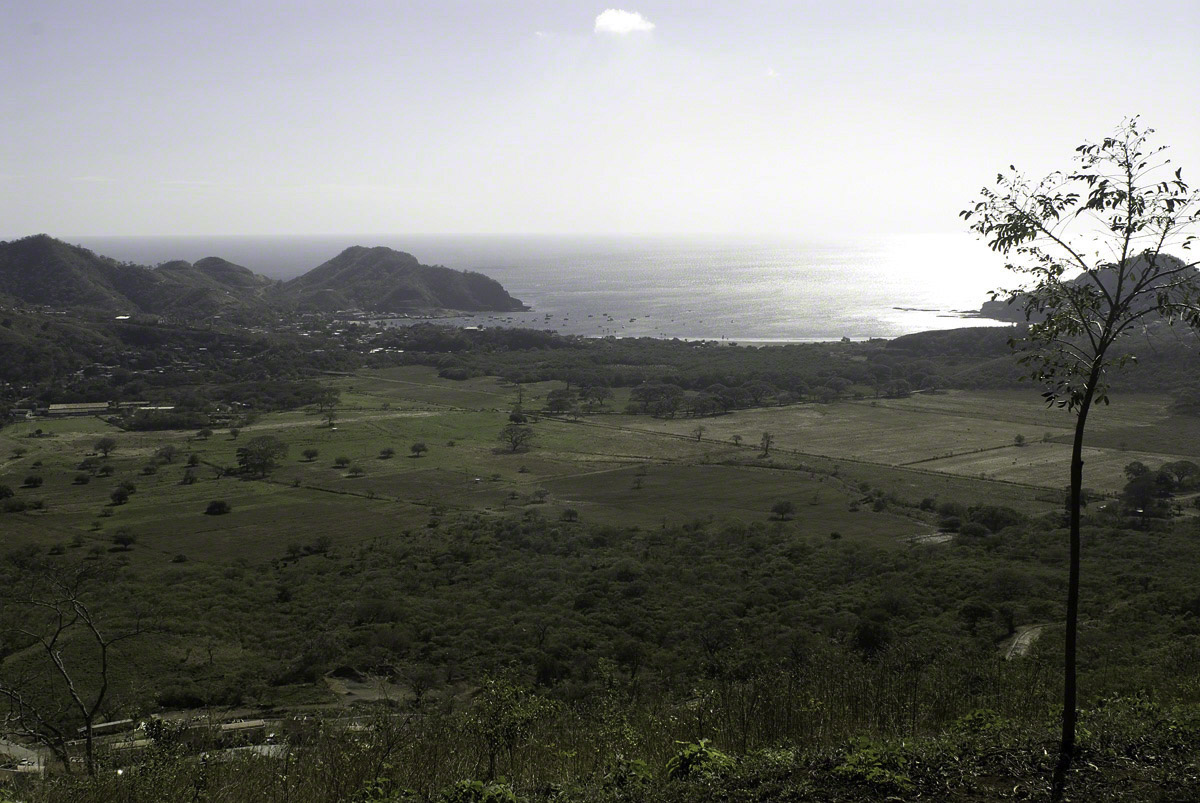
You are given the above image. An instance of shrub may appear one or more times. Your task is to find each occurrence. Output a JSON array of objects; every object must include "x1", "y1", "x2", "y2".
[
  {"x1": 832, "y1": 738, "x2": 913, "y2": 793},
  {"x1": 665, "y1": 739, "x2": 735, "y2": 780},
  {"x1": 379, "y1": 447, "x2": 396, "y2": 459},
  {"x1": 73, "y1": 473, "x2": 91, "y2": 485},
  {"x1": 440, "y1": 780, "x2": 517, "y2": 803},
  {"x1": 110, "y1": 488, "x2": 130, "y2": 506},
  {"x1": 0, "y1": 484, "x2": 11, "y2": 499},
  {"x1": 938, "y1": 516, "x2": 962, "y2": 532},
  {"x1": 302, "y1": 449, "x2": 319, "y2": 462},
  {"x1": 205, "y1": 500, "x2": 231, "y2": 516},
  {"x1": 23, "y1": 475, "x2": 43, "y2": 488},
  {"x1": 959, "y1": 522, "x2": 989, "y2": 538}
]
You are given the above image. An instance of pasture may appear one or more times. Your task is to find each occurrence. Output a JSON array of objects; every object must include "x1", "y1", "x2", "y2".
[{"x1": 2, "y1": 370, "x2": 1193, "y2": 568}]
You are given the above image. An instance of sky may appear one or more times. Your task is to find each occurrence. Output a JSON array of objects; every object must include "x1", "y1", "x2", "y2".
[{"x1": 2, "y1": 0, "x2": 1198, "y2": 238}]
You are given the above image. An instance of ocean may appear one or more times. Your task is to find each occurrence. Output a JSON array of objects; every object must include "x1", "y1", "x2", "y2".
[{"x1": 69, "y1": 233, "x2": 1012, "y2": 342}]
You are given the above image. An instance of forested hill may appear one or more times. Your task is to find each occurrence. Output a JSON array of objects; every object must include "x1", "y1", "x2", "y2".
[
  {"x1": 281, "y1": 245, "x2": 527, "y2": 313},
  {"x1": 977, "y1": 253, "x2": 1197, "y2": 322},
  {"x1": 0, "y1": 235, "x2": 525, "y2": 317},
  {"x1": 0, "y1": 235, "x2": 276, "y2": 317}
]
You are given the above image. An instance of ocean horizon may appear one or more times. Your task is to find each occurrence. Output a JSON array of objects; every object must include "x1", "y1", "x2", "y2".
[{"x1": 63, "y1": 233, "x2": 1012, "y2": 342}]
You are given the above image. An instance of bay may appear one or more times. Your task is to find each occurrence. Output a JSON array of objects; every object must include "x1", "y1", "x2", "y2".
[{"x1": 71, "y1": 233, "x2": 1011, "y2": 341}]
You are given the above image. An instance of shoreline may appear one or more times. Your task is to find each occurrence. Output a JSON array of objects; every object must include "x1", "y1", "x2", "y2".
[{"x1": 369, "y1": 312, "x2": 1014, "y2": 347}]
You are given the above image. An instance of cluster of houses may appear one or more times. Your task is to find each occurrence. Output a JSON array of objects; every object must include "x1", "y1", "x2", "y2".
[{"x1": 8, "y1": 400, "x2": 175, "y2": 420}]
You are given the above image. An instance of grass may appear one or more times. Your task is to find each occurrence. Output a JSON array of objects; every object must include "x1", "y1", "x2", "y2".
[{"x1": 3, "y1": 374, "x2": 1197, "y2": 568}]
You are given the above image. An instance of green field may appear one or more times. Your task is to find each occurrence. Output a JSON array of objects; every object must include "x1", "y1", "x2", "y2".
[{"x1": 2, "y1": 372, "x2": 1194, "y2": 567}]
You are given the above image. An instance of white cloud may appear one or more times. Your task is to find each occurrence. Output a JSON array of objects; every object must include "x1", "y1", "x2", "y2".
[
  {"x1": 160, "y1": 179, "x2": 219, "y2": 187},
  {"x1": 765, "y1": 68, "x2": 780, "y2": 79},
  {"x1": 534, "y1": 30, "x2": 549, "y2": 39},
  {"x1": 594, "y1": 9, "x2": 655, "y2": 35}
]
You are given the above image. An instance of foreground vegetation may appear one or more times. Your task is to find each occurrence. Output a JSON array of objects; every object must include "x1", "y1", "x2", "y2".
[{"x1": 3, "y1": 359, "x2": 1200, "y2": 799}]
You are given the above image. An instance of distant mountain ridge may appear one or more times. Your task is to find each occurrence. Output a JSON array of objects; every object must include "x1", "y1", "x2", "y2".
[
  {"x1": 284, "y1": 245, "x2": 526, "y2": 313},
  {"x1": 0, "y1": 235, "x2": 526, "y2": 317}
]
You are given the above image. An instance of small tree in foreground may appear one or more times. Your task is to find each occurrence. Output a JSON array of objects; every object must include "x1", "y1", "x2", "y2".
[
  {"x1": 962, "y1": 118, "x2": 1200, "y2": 801},
  {"x1": 410, "y1": 442, "x2": 428, "y2": 458},
  {"x1": 0, "y1": 560, "x2": 146, "y2": 776}
]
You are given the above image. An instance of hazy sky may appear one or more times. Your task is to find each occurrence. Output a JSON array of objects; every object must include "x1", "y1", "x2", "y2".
[{"x1": 2, "y1": 1, "x2": 1198, "y2": 237}]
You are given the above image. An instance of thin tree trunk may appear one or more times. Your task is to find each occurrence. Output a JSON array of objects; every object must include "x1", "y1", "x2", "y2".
[
  {"x1": 85, "y1": 722, "x2": 95, "y2": 776},
  {"x1": 1051, "y1": 387, "x2": 1095, "y2": 802}
]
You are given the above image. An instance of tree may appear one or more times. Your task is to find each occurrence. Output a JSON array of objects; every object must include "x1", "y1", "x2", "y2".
[
  {"x1": 545, "y1": 388, "x2": 574, "y2": 414},
  {"x1": 1013, "y1": 434, "x2": 1026, "y2": 447},
  {"x1": 313, "y1": 386, "x2": 341, "y2": 413},
  {"x1": 1163, "y1": 459, "x2": 1200, "y2": 489},
  {"x1": 771, "y1": 500, "x2": 796, "y2": 520},
  {"x1": 1124, "y1": 460, "x2": 1150, "y2": 481},
  {"x1": 23, "y1": 475, "x2": 42, "y2": 488},
  {"x1": 229, "y1": 427, "x2": 241, "y2": 440},
  {"x1": 109, "y1": 487, "x2": 129, "y2": 506},
  {"x1": 411, "y1": 442, "x2": 428, "y2": 458},
  {"x1": 154, "y1": 444, "x2": 178, "y2": 463},
  {"x1": 236, "y1": 435, "x2": 288, "y2": 478},
  {"x1": 691, "y1": 425, "x2": 706, "y2": 441},
  {"x1": 302, "y1": 448, "x2": 319, "y2": 462},
  {"x1": 196, "y1": 428, "x2": 213, "y2": 440},
  {"x1": 499, "y1": 424, "x2": 535, "y2": 453},
  {"x1": 0, "y1": 559, "x2": 145, "y2": 775},
  {"x1": 379, "y1": 447, "x2": 396, "y2": 459},
  {"x1": 731, "y1": 434, "x2": 743, "y2": 447},
  {"x1": 111, "y1": 529, "x2": 136, "y2": 551},
  {"x1": 759, "y1": 431, "x2": 774, "y2": 456},
  {"x1": 335, "y1": 456, "x2": 351, "y2": 468},
  {"x1": 962, "y1": 119, "x2": 1200, "y2": 800},
  {"x1": 581, "y1": 385, "x2": 613, "y2": 411},
  {"x1": 94, "y1": 437, "x2": 117, "y2": 458}
]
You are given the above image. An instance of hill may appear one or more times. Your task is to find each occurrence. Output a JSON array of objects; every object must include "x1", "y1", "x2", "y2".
[
  {"x1": 0, "y1": 234, "x2": 158, "y2": 311},
  {"x1": 0, "y1": 236, "x2": 525, "y2": 318},
  {"x1": 977, "y1": 253, "x2": 1196, "y2": 322},
  {"x1": 282, "y1": 245, "x2": 526, "y2": 313},
  {"x1": 0, "y1": 235, "x2": 274, "y2": 317}
]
